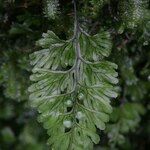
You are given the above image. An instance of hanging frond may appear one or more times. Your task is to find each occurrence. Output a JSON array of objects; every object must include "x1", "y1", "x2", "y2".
[
  {"x1": 43, "y1": 0, "x2": 59, "y2": 19},
  {"x1": 29, "y1": 28, "x2": 118, "y2": 149}
]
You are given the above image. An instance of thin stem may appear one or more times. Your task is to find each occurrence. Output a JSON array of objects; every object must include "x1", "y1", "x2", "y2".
[
  {"x1": 73, "y1": 0, "x2": 78, "y2": 37},
  {"x1": 68, "y1": 0, "x2": 81, "y2": 149},
  {"x1": 72, "y1": 0, "x2": 80, "y2": 99},
  {"x1": 33, "y1": 87, "x2": 75, "y2": 101},
  {"x1": 33, "y1": 64, "x2": 76, "y2": 74},
  {"x1": 77, "y1": 102, "x2": 101, "y2": 114},
  {"x1": 79, "y1": 27, "x2": 89, "y2": 36},
  {"x1": 79, "y1": 56, "x2": 101, "y2": 64}
]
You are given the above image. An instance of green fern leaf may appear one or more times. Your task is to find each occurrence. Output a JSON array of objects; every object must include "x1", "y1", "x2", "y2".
[{"x1": 29, "y1": 29, "x2": 118, "y2": 149}]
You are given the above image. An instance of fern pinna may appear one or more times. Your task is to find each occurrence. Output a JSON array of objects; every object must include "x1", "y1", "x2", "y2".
[{"x1": 28, "y1": 0, "x2": 118, "y2": 149}]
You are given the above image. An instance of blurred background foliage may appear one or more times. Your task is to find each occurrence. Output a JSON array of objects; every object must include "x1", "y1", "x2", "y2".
[{"x1": 0, "y1": 0, "x2": 149, "y2": 150}]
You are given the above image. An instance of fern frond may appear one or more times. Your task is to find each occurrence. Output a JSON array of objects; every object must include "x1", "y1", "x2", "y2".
[
  {"x1": 43, "y1": 0, "x2": 59, "y2": 19},
  {"x1": 29, "y1": 1, "x2": 118, "y2": 148},
  {"x1": 29, "y1": 27, "x2": 118, "y2": 149},
  {"x1": 119, "y1": 0, "x2": 148, "y2": 28}
]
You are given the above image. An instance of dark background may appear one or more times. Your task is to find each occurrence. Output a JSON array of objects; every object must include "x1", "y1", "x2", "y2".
[{"x1": 0, "y1": 0, "x2": 149, "y2": 149}]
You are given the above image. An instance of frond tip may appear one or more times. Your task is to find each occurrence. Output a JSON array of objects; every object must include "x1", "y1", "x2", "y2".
[{"x1": 29, "y1": 30, "x2": 118, "y2": 149}]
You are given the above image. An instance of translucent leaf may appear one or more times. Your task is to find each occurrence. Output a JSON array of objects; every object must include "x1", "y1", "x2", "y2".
[{"x1": 29, "y1": 29, "x2": 118, "y2": 149}]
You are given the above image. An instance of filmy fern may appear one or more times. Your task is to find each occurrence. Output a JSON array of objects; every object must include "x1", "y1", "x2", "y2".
[{"x1": 29, "y1": 1, "x2": 118, "y2": 149}]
